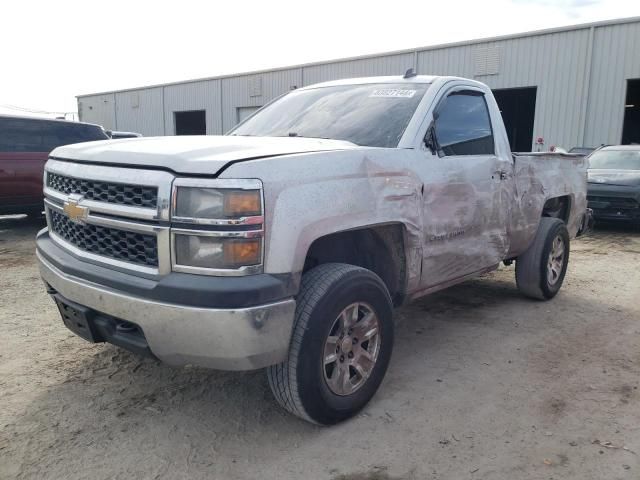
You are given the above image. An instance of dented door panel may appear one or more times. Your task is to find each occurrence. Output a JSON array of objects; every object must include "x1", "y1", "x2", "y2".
[{"x1": 416, "y1": 153, "x2": 510, "y2": 288}]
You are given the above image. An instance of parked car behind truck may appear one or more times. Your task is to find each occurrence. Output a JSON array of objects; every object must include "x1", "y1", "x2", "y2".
[
  {"x1": 587, "y1": 145, "x2": 640, "y2": 224},
  {"x1": 0, "y1": 115, "x2": 109, "y2": 216},
  {"x1": 36, "y1": 75, "x2": 591, "y2": 424}
]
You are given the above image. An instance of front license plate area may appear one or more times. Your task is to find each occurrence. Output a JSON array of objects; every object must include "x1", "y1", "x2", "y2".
[
  {"x1": 589, "y1": 201, "x2": 608, "y2": 209},
  {"x1": 52, "y1": 294, "x2": 98, "y2": 342}
]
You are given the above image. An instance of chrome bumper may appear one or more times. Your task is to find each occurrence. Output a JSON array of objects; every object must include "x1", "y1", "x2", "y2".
[{"x1": 38, "y1": 251, "x2": 296, "y2": 371}]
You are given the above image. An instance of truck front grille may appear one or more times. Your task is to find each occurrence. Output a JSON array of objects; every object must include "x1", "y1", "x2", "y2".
[
  {"x1": 48, "y1": 172, "x2": 158, "y2": 208},
  {"x1": 50, "y1": 210, "x2": 158, "y2": 267}
]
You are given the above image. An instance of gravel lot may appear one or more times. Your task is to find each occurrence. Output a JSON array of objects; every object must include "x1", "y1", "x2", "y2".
[{"x1": 1, "y1": 215, "x2": 639, "y2": 480}]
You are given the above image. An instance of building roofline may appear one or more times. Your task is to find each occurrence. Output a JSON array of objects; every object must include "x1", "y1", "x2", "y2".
[{"x1": 77, "y1": 15, "x2": 640, "y2": 98}]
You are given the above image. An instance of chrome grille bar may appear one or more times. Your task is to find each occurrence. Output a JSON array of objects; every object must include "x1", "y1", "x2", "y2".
[
  {"x1": 47, "y1": 172, "x2": 158, "y2": 208},
  {"x1": 44, "y1": 160, "x2": 174, "y2": 277}
]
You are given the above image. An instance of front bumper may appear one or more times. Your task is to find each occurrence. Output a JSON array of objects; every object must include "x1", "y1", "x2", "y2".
[
  {"x1": 587, "y1": 184, "x2": 640, "y2": 223},
  {"x1": 38, "y1": 250, "x2": 297, "y2": 371}
]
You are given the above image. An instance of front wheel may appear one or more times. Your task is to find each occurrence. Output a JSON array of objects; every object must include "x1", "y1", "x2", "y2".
[
  {"x1": 515, "y1": 217, "x2": 570, "y2": 300},
  {"x1": 267, "y1": 263, "x2": 394, "y2": 425}
]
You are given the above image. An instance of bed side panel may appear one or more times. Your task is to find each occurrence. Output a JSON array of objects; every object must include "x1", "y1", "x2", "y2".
[{"x1": 508, "y1": 153, "x2": 588, "y2": 257}]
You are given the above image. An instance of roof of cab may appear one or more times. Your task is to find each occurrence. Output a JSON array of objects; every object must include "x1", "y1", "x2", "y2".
[
  {"x1": 296, "y1": 75, "x2": 489, "y2": 91},
  {"x1": 296, "y1": 75, "x2": 437, "y2": 90}
]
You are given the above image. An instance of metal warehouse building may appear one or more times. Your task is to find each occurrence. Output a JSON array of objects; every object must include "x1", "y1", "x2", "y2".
[{"x1": 78, "y1": 16, "x2": 640, "y2": 151}]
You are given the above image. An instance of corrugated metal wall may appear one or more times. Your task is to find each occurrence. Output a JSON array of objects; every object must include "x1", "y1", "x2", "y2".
[
  {"x1": 114, "y1": 88, "x2": 164, "y2": 135},
  {"x1": 302, "y1": 53, "x2": 415, "y2": 85},
  {"x1": 584, "y1": 21, "x2": 640, "y2": 146},
  {"x1": 77, "y1": 93, "x2": 116, "y2": 130},
  {"x1": 220, "y1": 68, "x2": 302, "y2": 132},
  {"x1": 414, "y1": 28, "x2": 591, "y2": 149},
  {"x1": 78, "y1": 18, "x2": 640, "y2": 148},
  {"x1": 163, "y1": 80, "x2": 222, "y2": 135}
]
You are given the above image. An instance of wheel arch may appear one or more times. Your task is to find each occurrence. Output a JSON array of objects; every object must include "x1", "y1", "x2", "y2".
[
  {"x1": 542, "y1": 194, "x2": 572, "y2": 223},
  {"x1": 301, "y1": 223, "x2": 409, "y2": 306}
]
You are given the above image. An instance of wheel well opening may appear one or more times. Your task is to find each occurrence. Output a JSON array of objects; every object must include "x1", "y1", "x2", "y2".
[
  {"x1": 542, "y1": 196, "x2": 571, "y2": 223},
  {"x1": 303, "y1": 224, "x2": 407, "y2": 306}
]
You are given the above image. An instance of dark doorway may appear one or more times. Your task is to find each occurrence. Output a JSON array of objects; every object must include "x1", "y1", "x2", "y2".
[
  {"x1": 622, "y1": 79, "x2": 640, "y2": 144},
  {"x1": 174, "y1": 110, "x2": 206, "y2": 135},
  {"x1": 492, "y1": 87, "x2": 537, "y2": 152}
]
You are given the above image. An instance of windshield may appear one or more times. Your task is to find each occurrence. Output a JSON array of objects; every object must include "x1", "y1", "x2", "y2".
[
  {"x1": 589, "y1": 150, "x2": 640, "y2": 170},
  {"x1": 229, "y1": 83, "x2": 429, "y2": 148}
]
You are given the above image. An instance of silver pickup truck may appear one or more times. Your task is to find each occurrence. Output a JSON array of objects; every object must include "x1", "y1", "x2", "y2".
[{"x1": 36, "y1": 75, "x2": 591, "y2": 424}]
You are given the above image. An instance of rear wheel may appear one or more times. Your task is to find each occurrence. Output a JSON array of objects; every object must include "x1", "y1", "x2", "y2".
[
  {"x1": 515, "y1": 217, "x2": 570, "y2": 300},
  {"x1": 267, "y1": 263, "x2": 394, "y2": 425}
]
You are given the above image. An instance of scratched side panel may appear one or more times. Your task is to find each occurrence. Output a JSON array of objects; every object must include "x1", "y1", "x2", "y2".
[
  {"x1": 416, "y1": 154, "x2": 512, "y2": 289},
  {"x1": 222, "y1": 149, "x2": 587, "y2": 297},
  {"x1": 220, "y1": 148, "x2": 425, "y2": 292},
  {"x1": 508, "y1": 153, "x2": 588, "y2": 257}
]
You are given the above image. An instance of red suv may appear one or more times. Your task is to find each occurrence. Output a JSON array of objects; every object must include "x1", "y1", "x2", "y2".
[{"x1": 0, "y1": 115, "x2": 109, "y2": 216}]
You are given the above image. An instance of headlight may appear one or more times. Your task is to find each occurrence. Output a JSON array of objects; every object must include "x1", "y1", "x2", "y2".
[
  {"x1": 174, "y1": 187, "x2": 262, "y2": 220},
  {"x1": 171, "y1": 179, "x2": 264, "y2": 275}
]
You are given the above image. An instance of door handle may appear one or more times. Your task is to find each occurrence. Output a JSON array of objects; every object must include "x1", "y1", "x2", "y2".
[{"x1": 493, "y1": 169, "x2": 510, "y2": 180}]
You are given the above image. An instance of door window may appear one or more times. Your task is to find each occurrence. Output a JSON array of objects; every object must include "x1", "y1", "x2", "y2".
[
  {"x1": 0, "y1": 118, "x2": 108, "y2": 152},
  {"x1": 0, "y1": 118, "x2": 45, "y2": 152},
  {"x1": 47, "y1": 123, "x2": 108, "y2": 147},
  {"x1": 434, "y1": 91, "x2": 494, "y2": 156}
]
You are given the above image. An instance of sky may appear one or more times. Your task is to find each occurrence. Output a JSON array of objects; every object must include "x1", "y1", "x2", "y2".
[{"x1": 1, "y1": 0, "x2": 639, "y2": 119}]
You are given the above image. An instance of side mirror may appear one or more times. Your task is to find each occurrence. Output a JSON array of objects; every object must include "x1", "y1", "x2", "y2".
[{"x1": 424, "y1": 123, "x2": 438, "y2": 155}]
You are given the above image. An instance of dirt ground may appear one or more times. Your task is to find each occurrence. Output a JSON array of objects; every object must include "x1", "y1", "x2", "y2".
[{"x1": 0, "y1": 215, "x2": 639, "y2": 480}]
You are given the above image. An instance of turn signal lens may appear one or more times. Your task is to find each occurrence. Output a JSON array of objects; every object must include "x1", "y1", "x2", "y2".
[
  {"x1": 223, "y1": 190, "x2": 261, "y2": 217},
  {"x1": 223, "y1": 239, "x2": 262, "y2": 268},
  {"x1": 175, "y1": 235, "x2": 262, "y2": 269}
]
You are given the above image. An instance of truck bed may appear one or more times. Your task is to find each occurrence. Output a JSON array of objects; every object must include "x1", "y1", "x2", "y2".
[{"x1": 507, "y1": 152, "x2": 588, "y2": 257}]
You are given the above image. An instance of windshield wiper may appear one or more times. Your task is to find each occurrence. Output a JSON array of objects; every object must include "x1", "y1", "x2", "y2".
[
  {"x1": 285, "y1": 132, "x2": 339, "y2": 141},
  {"x1": 280, "y1": 133, "x2": 360, "y2": 146}
]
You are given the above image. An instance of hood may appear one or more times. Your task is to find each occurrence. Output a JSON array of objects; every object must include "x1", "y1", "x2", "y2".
[
  {"x1": 588, "y1": 169, "x2": 640, "y2": 187},
  {"x1": 50, "y1": 135, "x2": 359, "y2": 175}
]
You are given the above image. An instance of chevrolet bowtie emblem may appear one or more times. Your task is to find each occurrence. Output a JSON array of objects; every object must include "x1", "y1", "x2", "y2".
[{"x1": 63, "y1": 196, "x2": 89, "y2": 223}]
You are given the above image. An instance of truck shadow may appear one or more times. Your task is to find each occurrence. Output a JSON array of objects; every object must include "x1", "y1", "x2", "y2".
[{"x1": 0, "y1": 213, "x2": 46, "y2": 240}]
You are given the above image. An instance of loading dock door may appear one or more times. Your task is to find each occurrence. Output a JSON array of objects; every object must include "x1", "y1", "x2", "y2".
[
  {"x1": 174, "y1": 110, "x2": 206, "y2": 135},
  {"x1": 492, "y1": 87, "x2": 537, "y2": 152},
  {"x1": 622, "y1": 79, "x2": 640, "y2": 144}
]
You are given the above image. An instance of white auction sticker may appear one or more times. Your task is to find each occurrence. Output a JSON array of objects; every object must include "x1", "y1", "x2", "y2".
[{"x1": 369, "y1": 89, "x2": 417, "y2": 98}]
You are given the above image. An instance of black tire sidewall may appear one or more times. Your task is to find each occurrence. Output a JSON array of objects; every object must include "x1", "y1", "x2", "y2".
[
  {"x1": 539, "y1": 222, "x2": 570, "y2": 299},
  {"x1": 296, "y1": 270, "x2": 394, "y2": 425}
]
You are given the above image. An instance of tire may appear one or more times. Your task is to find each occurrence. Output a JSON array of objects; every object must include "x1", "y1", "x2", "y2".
[
  {"x1": 267, "y1": 263, "x2": 394, "y2": 425},
  {"x1": 515, "y1": 217, "x2": 570, "y2": 300}
]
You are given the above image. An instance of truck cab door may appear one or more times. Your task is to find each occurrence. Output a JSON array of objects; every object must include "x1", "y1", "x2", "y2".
[{"x1": 417, "y1": 86, "x2": 513, "y2": 288}]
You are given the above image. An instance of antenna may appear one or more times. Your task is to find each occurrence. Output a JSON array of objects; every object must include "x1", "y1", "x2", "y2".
[{"x1": 403, "y1": 68, "x2": 417, "y2": 78}]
